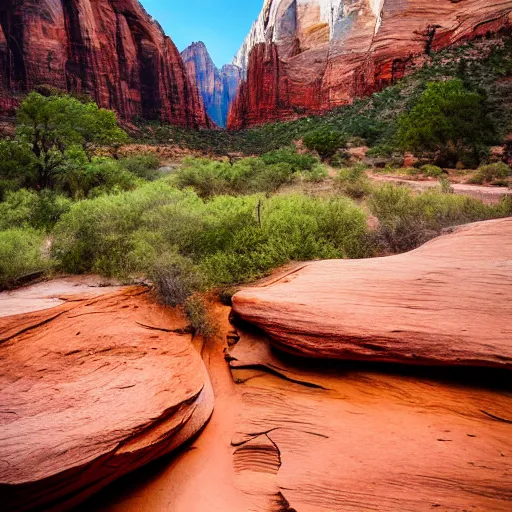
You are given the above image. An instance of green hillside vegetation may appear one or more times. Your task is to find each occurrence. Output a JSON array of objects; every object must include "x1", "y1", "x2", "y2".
[{"x1": 138, "y1": 34, "x2": 512, "y2": 161}]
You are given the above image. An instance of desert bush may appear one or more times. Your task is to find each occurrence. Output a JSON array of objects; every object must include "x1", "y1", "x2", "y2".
[
  {"x1": 299, "y1": 163, "x2": 329, "y2": 183},
  {"x1": 261, "y1": 148, "x2": 317, "y2": 171},
  {"x1": 468, "y1": 162, "x2": 511, "y2": 185},
  {"x1": 420, "y1": 164, "x2": 444, "y2": 178},
  {"x1": 53, "y1": 180, "x2": 370, "y2": 286},
  {"x1": 150, "y1": 252, "x2": 204, "y2": 307},
  {"x1": 184, "y1": 294, "x2": 218, "y2": 339},
  {"x1": 0, "y1": 189, "x2": 71, "y2": 231},
  {"x1": 0, "y1": 229, "x2": 51, "y2": 289},
  {"x1": 303, "y1": 129, "x2": 347, "y2": 160},
  {"x1": 59, "y1": 157, "x2": 141, "y2": 198},
  {"x1": 52, "y1": 182, "x2": 201, "y2": 276},
  {"x1": 120, "y1": 154, "x2": 161, "y2": 180},
  {"x1": 368, "y1": 184, "x2": 511, "y2": 252},
  {"x1": 174, "y1": 158, "x2": 230, "y2": 197},
  {"x1": 334, "y1": 165, "x2": 372, "y2": 199},
  {"x1": 175, "y1": 157, "x2": 296, "y2": 197}
]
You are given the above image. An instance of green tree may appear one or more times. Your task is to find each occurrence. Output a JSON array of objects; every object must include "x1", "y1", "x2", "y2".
[
  {"x1": 303, "y1": 129, "x2": 347, "y2": 160},
  {"x1": 396, "y1": 79, "x2": 494, "y2": 165},
  {"x1": 15, "y1": 92, "x2": 128, "y2": 189}
]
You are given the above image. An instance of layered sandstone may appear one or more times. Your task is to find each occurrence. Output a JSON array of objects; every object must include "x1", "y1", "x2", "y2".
[
  {"x1": 0, "y1": 0, "x2": 209, "y2": 128},
  {"x1": 233, "y1": 218, "x2": 512, "y2": 368},
  {"x1": 182, "y1": 42, "x2": 241, "y2": 128},
  {"x1": 0, "y1": 286, "x2": 213, "y2": 512},
  {"x1": 229, "y1": 0, "x2": 512, "y2": 129},
  {"x1": 81, "y1": 306, "x2": 512, "y2": 512}
]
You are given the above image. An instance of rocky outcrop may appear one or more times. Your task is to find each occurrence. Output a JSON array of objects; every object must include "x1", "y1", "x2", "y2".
[
  {"x1": 233, "y1": 218, "x2": 512, "y2": 368},
  {"x1": 182, "y1": 42, "x2": 241, "y2": 128},
  {"x1": 228, "y1": 0, "x2": 512, "y2": 129},
  {"x1": 0, "y1": 0, "x2": 209, "y2": 128},
  {"x1": 82, "y1": 305, "x2": 512, "y2": 512},
  {"x1": 0, "y1": 286, "x2": 213, "y2": 512}
]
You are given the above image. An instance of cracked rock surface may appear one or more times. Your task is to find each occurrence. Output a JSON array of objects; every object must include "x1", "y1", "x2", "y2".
[{"x1": 0, "y1": 287, "x2": 213, "y2": 512}]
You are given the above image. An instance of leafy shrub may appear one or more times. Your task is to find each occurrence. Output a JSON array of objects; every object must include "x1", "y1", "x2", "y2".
[
  {"x1": 368, "y1": 184, "x2": 511, "y2": 252},
  {"x1": 0, "y1": 189, "x2": 71, "y2": 231},
  {"x1": 150, "y1": 252, "x2": 204, "y2": 307},
  {"x1": 120, "y1": 154, "x2": 161, "y2": 180},
  {"x1": 261, "y1": 148, "x2": 317, "y2": 171},
  {"x1": 468, "y1": 162, "x2": 511, "y2": 185},
  {"x1": 335, "y1": 165, "x2": 372, "y2": 199},
  {"x1": 59, "y1": 157, "x2": 141, "y2": 198},
  {"x1": 30, "y1": 190, "x2": 72, "y2": 230},
  {"x1": 299, "y1": 163, "x2": 329, "y2": 183},
  {"x1": 52, "y1": 182, "x2": 201, "y2": 276},
  {"x1": 184, "y1": 295, "x2": 218, "y2": 339},
  {"x1": 303, "y1": 129, "x2": 347, "y2": 160},
  {"x1": 420, "y1": 165, "x2": 444, "y2": 178},
  {"x1": 175, "y1": 158, "x2": 230, "y2": 197},
  {"x1": 175, "y1": 157, "x2": 295, "y2": 197},
  {"x1": 52, "y1": 180, "x2": 370, "y2": 286},
  {"x1": 396, "y1": 79, "x2": 495, "y2": 166},
  {"x1": 0, "y1": 189, "x2": 35, "y2": 230},
  {"x1": 0, "y1": 229, "x2": 50, "y2": 289}
]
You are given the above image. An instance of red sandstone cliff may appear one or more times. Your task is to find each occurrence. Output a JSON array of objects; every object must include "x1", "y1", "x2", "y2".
[
  {"x1": 0, "y1": 0, "x2": 209, "y2": 128},
  {"x1": 228, "y1": 0, "x2": 512, "y2": 129}
]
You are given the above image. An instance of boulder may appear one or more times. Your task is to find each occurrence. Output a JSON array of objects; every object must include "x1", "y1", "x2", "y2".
[
  {"x1": 233, "y1": 218, "x2": 512, "y2": 368},
  {"x1": 0, "y1": 287, "x2": 213, "y2": 511}
]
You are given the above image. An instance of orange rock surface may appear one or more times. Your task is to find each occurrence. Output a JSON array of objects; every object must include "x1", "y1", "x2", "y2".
[
  {"x1": 82, "y1": 313, "x2": 512, "y2": 512},
  {"x1": 233, "y1": 218, "x2": 512, "y2": 368},
  {"x1": 0, "y1": 287, "x2": 213, "y2": 512}
]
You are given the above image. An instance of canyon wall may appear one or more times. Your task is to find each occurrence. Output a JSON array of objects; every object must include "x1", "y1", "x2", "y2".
[
  {"x1": 229, "y1": 0, "x2": 512, "y2": 129},
  {"x1": 182, "y1": 42, "x2": 241, "y2": 128},
  {"x1": 0, "y1": 0, "x2": 209, "y2": 128}
]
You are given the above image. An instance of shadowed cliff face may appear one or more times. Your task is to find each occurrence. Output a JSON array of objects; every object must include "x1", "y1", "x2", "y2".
[
  {"x1": 182, "y1": 42, "x2": 241, "y2": 128},
  {"x1": 0, "y1": 0, "x2": 209, "y2": 128},
  {"x1": 228, "y1": 0, "x2": 512, "y2": 129}
]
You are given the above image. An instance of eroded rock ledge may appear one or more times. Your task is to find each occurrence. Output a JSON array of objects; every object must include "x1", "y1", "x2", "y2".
[
  {"x1": 233, "y1": 218, "x2": 512, "y2": 368},
  {"x1": 0, "y1": 287, "x2": 214, "y2": 512}
]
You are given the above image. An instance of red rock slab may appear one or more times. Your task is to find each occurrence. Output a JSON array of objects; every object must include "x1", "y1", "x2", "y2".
[
  {"x1": 86, "y1": 323, "x2": 512, "y2": 512},
  {"x1": 0, "y1": 276, "x2": 121, "y2": 318},
  {"x1": 228, "y1": 329, "x2": 512, "y2": 512},
  {"x1": 233, "y1": 218, "x2": 512, "y2": 369},
  {"x1": 0, "y1": 287, "x2": 213, "y2": 512}
]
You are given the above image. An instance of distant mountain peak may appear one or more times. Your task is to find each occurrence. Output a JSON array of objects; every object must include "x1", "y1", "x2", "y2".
[{"x1": 182, "y1": 42, "x2": 241, "y2": 128}]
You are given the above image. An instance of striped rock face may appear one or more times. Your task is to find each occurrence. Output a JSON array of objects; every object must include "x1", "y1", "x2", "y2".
[{"x1": 228, "y1": 0, "x2": 512, "y2": 129}]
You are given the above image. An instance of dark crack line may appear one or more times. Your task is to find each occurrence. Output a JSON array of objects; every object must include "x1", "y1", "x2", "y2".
[
  {"x1": 230, "y1": 363, "x2": 327, "y2": 390},
  {"x1": 136, "y1": 322, "x2": 191, "y2": 334},
  {"x1": 481, "y1": 410, "x2": 512, "y2": 424}
]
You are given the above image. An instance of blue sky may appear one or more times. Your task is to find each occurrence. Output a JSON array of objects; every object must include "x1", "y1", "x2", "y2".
[{"x1": 139, "y1": 0, "x2": 262, "y2": 68}]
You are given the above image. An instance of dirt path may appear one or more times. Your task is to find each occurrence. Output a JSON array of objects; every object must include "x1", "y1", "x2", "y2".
[{"x1": 370, "y1": 173, "x2": 512, "y2": 203}]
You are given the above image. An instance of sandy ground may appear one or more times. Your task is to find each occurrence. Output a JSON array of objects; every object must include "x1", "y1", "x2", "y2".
[{"x1": 369, "y1": 172, "x2": 512, "y2": 204}]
